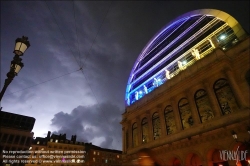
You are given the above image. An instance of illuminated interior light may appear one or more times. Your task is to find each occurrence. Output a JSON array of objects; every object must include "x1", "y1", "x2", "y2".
[
  {"x1": 144, "y1": 85, "x2": 148, "y2": 94},
  {"x1": 139, "y1": 91, "x2": 143, "y2": 94},
  {"x1": 178, "y1": 61, "x2": 187, "y2": 70},
  {"x1": 135, "y1": 91, "x2": 139, "y2": 100},
  {"x1": 219, "y1": 34, "x2": 226, "y2": 40},
  {"x1": 178, "y1": 61, "x2": 183, "y2": 69},
  {"x1": 127, "y1": 97, "x2": 130, "y2": 105},
  {"x1": 154, "y1": 78, "x2": 158, "y2": 87},
  {"x1": 165, "y1": 70, "x2": 170, "y2": 79},
  {"x1": 191, "y1": 49, "x2": 200, "y2": 60}
]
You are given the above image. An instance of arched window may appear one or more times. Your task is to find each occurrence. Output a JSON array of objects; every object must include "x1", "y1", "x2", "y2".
[
  {"x1": 164, "y1": 105, "x2": 176, "y2": 134},
  {"x1": 214, "y1": 78, "x2": 238, "y2": 115},
  {"x1": 152, "y1": 112, "x2": 161, "y2": 140},
  {"x1": 141, "y1": 118, "x2": 149, "y2": 143},
  {"x1": 194, "y1": 89, "x2": 214, "y2": 123},
  {"x1": 132, "y1": 123, "x2": 138, "y2": 147},
  {"x1": 178, "y1": 98, "x2": 193, "y2": 129}
]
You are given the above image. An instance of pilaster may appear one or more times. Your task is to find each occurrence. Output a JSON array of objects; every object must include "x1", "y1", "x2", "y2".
[
  {"x1": 171, "y1": 98, "x2": 182, "y2": 131},
  {"x1": 136, "y1": 116, "x2": 142, "y2": 145},
  {"x1": 186, "y1": 90, "x2": 201, "y2": 125},
  {"x1": 145, "y1": 111, "x2": 154, "y2": 142},
  {"x1": 225, "y1": 69, "x2": 248, "y2": 109},
  {"x1": 203, "y1": 81, "x2": 222, "y2": 117}
]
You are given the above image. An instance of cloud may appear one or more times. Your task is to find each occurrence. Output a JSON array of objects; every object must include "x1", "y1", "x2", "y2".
[{"x1": 50, "y1": 102, "x2": 123, "y2": 150}]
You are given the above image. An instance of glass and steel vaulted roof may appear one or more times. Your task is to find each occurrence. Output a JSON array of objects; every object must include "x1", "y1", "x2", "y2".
[{"x1": 125, "y1": 9, "x2": 246, "y2": 106}]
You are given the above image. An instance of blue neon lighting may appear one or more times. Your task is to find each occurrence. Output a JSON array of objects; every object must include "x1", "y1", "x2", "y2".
[{"x1": 125, "y1": 9, "x2": 236, "y2": 106}]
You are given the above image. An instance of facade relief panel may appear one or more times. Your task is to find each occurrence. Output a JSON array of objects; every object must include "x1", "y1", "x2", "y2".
[
  {"x1": 195, "y1": 89, "x2": 214, "y2": 123},
  {"x1": 164, "y1": 105, "x2": 177, "y2": 134},
  {"x1": 214, "y1": 79, "x2": 238, "y2": 115},
  {"x1": 178, "y1": 98, "x2": 194, "y2": 129},
  {"x1": 152, "y1": 112, "x2": 161, "y2": 140}
]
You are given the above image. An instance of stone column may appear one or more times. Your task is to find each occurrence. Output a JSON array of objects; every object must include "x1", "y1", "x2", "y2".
[
  {"x1": 155, "y1": 104, "x2": 167, "y2": 137},
  {"x1": 136, "y1": 116, "x2": 142, "y2": 145},
  {"x1": 225, "y1": 69, "x2": 248, "y2": 109},
  {"x1": 171, "y1": 98, "x2": 182, "y2": 131},
  {"x1": 158, "y1": 106, "x2": 167, "y2": 137},
  {"x1": 146, "y1": 111, "x2": 154, "y2": 141},
  {"x1": 127, "y1": 121, "x2": 132, "y2": 149},
  {"x1": 186, "y1": 90, "x2": 201, "y2": 125},
  {"x1": 203, "y1": 81, "x2": 222, "y2": 117}
]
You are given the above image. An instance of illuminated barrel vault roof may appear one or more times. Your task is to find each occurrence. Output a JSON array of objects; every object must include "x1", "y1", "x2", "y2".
[{"x1": 125, "y1": 9, "x2": 247, "y2": 106}]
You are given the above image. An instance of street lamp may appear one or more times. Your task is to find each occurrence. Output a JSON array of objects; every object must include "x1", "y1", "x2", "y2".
[{"x1": 0, "y1": 36, "x2": 30, "y2": 101}]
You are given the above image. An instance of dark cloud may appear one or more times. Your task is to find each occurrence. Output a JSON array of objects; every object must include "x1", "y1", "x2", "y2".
[{"x1": 51, "y1": 102, "x2": 123, "y2": 150}]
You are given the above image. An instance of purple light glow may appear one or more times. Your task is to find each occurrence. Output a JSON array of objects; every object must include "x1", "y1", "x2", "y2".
[{"x1": 125, "y1": 9, "x2": 240, "y2": 106}]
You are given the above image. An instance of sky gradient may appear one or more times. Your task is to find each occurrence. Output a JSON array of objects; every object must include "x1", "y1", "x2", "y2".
[{"x1": 1, "y1": 1, "x2": 249, "y2": 150}]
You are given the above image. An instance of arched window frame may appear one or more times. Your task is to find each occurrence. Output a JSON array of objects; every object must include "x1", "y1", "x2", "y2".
[
  {"x1": 178, "y1": 98, "x2": 193, "y2": 129},
  {"x1": 194, "y1": 89, "x2": 214, "y2": 123},
  {"x1": 152, "y1": 112, "x2": 161, "y2": 140},
  {"x1": 141, "y1": 118, "x2": 149, "y2": 143},
  {"x1": 164, "y1": 105, "x2": 176, "y2": 135},
  {"x1": 213, "y1": 78, "x2": 238, "y2": 115}
]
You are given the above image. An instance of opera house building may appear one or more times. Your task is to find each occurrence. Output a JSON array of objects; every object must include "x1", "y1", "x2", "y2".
[{"x1": 121, "y1": 9, "x2": 250, "y2": 166}]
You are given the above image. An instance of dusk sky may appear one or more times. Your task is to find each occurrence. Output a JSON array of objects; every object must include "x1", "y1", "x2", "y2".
[{"x1": 1, "y1": 1, "x2": 249, "y2": 150}]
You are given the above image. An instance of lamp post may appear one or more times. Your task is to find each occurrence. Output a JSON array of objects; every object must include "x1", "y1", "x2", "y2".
[{"x1": 0, "y1": 36, "x2": 30, "y2": 102}]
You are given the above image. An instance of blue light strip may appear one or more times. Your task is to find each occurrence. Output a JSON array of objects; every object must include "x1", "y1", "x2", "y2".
[
  {"x1": 130, "y1": 17, "x2": 206, "y2": 91},
  {"x1": 130, "y1": 16, "x2": 208, "y2": 89},
  {"x1": 125, "y1": 9, "x2": 241, "y2": 106},
  {"x1": 141, "y1": 18, "x2": 188, "y2": 60},
  {"x1": 127, "y1": 22, "x2": 229, "y2": 105}
]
